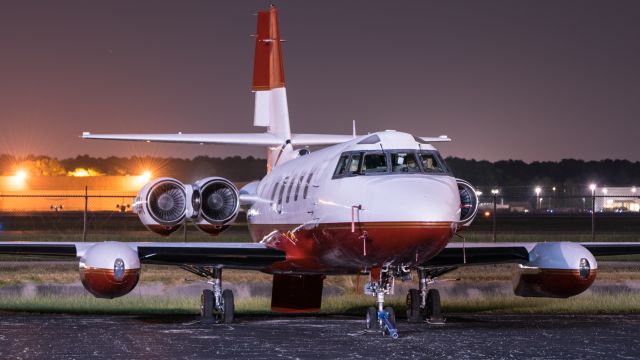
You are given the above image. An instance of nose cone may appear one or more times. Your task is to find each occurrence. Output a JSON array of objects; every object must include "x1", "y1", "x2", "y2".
[{"x1": 364, "y1": 175, "x2": 459, "y2": 222}]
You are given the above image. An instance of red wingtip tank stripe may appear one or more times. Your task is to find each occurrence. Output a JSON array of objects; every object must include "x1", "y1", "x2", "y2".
[{"x1": 252, "y1": 6, "x2": 285, "y2": 91}]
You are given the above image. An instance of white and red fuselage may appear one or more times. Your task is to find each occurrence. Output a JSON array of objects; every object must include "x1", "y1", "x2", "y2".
[{"x1": 245, "y1": 130, "x2": 461, "y2": 274}]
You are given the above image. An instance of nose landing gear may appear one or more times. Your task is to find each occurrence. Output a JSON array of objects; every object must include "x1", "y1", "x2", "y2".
[{"x1": 363, "y1": 267, "x2": 399, "y2": 338}]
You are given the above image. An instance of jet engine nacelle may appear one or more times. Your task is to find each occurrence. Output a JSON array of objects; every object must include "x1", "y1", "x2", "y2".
[
  {"x1": 79, "y1": 242, "x2": 141, "y2": 299},
  {"x1": 134, "y1": 178, "x2": 188, "y2": 236},
  {"x1": 133, "y1": 177, "x2": 240, "y2": 236},
  {"x1": 192, "y1": 177, "x2": 239, "y2": 235},
  {"x1": 513, "y1": 242, "x2": 597, "y2": 298},
  {"x1": 456, "y1": 179, "x2": 479, "y2": 227}
]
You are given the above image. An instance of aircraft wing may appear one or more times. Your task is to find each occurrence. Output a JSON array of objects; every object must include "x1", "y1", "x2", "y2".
[
  {"x1": 0, "y1": 242, "x2": 286, "y2": 270},
  {"x1": 422, "y1": 242, "x2": 640, "y2": 267}
]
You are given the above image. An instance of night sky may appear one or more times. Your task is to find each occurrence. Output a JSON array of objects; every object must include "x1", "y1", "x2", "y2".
[{"x1": 0, "y1": 1, "x2": 639, "y2": 162}]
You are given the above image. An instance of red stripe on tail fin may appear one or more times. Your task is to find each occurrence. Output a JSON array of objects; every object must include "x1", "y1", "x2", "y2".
[{"x1": 252, "y1": 6, "x2": 285, "y2": 91}]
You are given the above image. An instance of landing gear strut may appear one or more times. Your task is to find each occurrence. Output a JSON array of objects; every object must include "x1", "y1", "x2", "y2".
[
  {"x1": 406, "y1": 268, "x2": 444, "y2": 324},
  {"x1": 188, "y1": 267, "x2": 234, "y2": 324},
  {"x1": 364, "y1": 267, "x2": 399, "y2": 338}
]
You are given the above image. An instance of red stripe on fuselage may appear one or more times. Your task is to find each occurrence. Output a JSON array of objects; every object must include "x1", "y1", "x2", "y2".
[{"x1": 249, "y1": 221, "x2": 454, "y2": 274}]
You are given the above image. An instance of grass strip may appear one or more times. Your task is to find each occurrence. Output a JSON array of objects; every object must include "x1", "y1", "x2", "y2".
[{"x1": 1, "y1": 292, "x2": 640, "y2": 316}]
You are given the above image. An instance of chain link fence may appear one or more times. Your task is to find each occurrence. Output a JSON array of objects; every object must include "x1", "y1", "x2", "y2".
[{"x1": 0, "y1": 186, "x2": 638, "y2": 243}]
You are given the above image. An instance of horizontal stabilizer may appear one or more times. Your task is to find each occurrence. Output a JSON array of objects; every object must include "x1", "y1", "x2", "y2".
[{"x1": 82, "y1": 132, "x2": 284, "y2": 146}]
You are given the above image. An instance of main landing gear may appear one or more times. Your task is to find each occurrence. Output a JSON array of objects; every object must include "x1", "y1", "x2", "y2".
[
  {"x1": 182, "y1": 266, "x2": 235, "y2": 324},
  {"x1": 200, "y1": 268, "x2": 235, "y2": 323},
  {"x1": 364, "y1": 267, "x2": 399, "y2": 338},
  {"x1": 406, "y1": 268, "x2": 444, "y2": 324}
]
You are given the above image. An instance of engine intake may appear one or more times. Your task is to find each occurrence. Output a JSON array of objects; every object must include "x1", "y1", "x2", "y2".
[
  {"x1": 456, "y1": 179, "x2": 479, "y2": 227},
  {"x1": 194, "y1": 177, "x2": 239, "y2": 235},
  {"x1": 79, "y1": 242, "x2": 140, "y2": 299},
  {"x1": 135, "y1": 177, "x2": 240, "y2": 236},
  {"x1": 513, "y1": 242, "x2": 597, "y2": 298},
  {"x1": 134, "y1": 178, "x2": 187, "y2": 236}
]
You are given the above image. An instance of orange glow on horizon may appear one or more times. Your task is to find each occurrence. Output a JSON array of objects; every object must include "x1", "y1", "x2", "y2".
[{"x1": 68, "y1": 168, "x2": 103, "y2": 177}]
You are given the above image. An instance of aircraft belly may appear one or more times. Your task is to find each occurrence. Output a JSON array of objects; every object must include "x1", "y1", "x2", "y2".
[{"x1": 249, "y1": 221, "x2": 453, "y2": 273}]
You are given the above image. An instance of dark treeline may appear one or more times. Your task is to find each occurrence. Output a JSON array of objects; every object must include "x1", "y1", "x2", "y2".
[
  {"x1": 447, "y1": 158, "x2": 640, "y2": 188},
  {"x1": 1, "y1": 154, "x2": 639, "y2": 187},
  {"x1": 0, "y1": 154, "x2": 267, "y2": 183}
]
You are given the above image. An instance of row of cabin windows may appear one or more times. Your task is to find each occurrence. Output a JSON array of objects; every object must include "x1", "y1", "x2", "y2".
[
  {"x1": 268, "y1": 170, "x2": 315, "y2": 213},
  {"x1": 333, "y1": 150, "x2": 451, "y2": 178}
]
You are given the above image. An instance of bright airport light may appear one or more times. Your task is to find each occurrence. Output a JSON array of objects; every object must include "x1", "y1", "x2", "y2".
[
  {"x1": 632, "y1": 186, "x2": 637, "y2": 194},
  {"x1": 602, "y1": 188, "x2": 608, "y2": 195},
  {"x1": 491, "y1": 189, "x2": 499, "y2": 195},
  {"x1": 141, "y1": 171, "x2": 152, "y2": 181},
  {"x1": 15, "y1": 169, "x2": 27, "y2": 181},
  {"x1": 589, "y1": 184, "x2": 597, "y2": 192},
  {"x1": 534, "y1": 186, "x2": 541, "y2": 196}
]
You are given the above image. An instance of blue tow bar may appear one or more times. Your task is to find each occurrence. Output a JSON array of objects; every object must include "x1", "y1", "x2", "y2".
[{"x1": 378, "y1": 310, "x2": 399, "y2": 339}]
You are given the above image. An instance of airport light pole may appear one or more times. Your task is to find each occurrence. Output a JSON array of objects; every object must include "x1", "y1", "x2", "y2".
[
  {"x1": 590, "y1": 184, "x2": 596, "y2": 241},
  {"x1": 535, "y1": 186, "x2": 542, "y2": 212},
  {"x1": 491, "y1": 189, "x2": 499, "y2": 242},
  {"x1": 83, "y1": 186, "x2": 88, "y2": 242}
]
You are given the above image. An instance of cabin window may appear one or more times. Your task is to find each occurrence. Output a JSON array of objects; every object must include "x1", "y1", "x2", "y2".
[
  {"x1": 270, "y1": 181, "x2": 280, "y2": 202},
  {"x1": 277, "y1": 177, "x2": 289, "y2": 213},
  {"x1": 334, "y1": 155, "x2": 350, "y2": 177},
  {"x1": 294, "y1": 172, "x2": 305, "y2": 201},
  {"x1": 362, "y1": 152, "x2": 387, "y2": 174},
  {"x1": 391, "y1": 152, "x2": 420, "y2": 173},
  {"x1": 303, "y1": 172, "x2": 314, "y2": 199},
  {"x1": 285, "y1": 175, "x2": 295, "y2": 203}
]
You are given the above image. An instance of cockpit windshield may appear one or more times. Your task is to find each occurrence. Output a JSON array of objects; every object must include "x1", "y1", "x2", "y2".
[
  {"x1": 391, "y1": 152, "x2": 420, "y2": 173},
  {"x1": 332, "y1": 149, "x2": 451, "y2": 178},
  {"x1": 362, "y1": 152, "x2": 387, "y2": 174}
]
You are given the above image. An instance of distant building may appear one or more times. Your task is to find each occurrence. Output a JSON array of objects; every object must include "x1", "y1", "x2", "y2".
[
  {"x1": 0, "y1": 176, "x2": 144, "y2": 212},
  {"x1": 595, "y1": 187, "x2": 639, "y2": 212}
]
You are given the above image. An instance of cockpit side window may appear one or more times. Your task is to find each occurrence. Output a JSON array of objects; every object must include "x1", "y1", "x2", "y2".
[
  {"x1": 362, "y1": 152, "x2": 388, "y2": 174},
  {"x1": 333, "y1": 155, "x2": 349, "y2": 177},
  {"x1": 349, "y1": 153, "x2": 362, "y2": 174},
  {"x1": 391, "y1": 152, "x2": 420, "y2": 173}
]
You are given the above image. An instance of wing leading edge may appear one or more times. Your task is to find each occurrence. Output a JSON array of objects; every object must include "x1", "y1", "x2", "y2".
[
  {"x1": 0, "y1": 242, "x2": 286, "y2": 270},
  {"x1": 423, "y1": 242, "x2": 640, "y2": 268}
]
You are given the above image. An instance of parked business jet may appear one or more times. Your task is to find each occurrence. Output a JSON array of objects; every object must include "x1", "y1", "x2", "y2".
[{"x1": 2, "y1": 5, "x2": 639, "y2": 337}]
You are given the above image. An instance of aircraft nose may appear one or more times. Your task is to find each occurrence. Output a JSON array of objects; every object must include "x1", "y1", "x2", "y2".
[{"x1": 364, "y1": 176, "x2": 460, "y2": 223}]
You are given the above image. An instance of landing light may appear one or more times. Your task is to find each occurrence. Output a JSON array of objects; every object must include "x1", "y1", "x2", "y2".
[{"x1": 484, "y1": 211, "x2": 491, "y2": 217}]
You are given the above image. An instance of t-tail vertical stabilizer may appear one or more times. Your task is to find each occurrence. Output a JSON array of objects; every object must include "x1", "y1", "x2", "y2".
[{"x1": 252, "y1": 6, "x2": 293, "y2": 171}]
